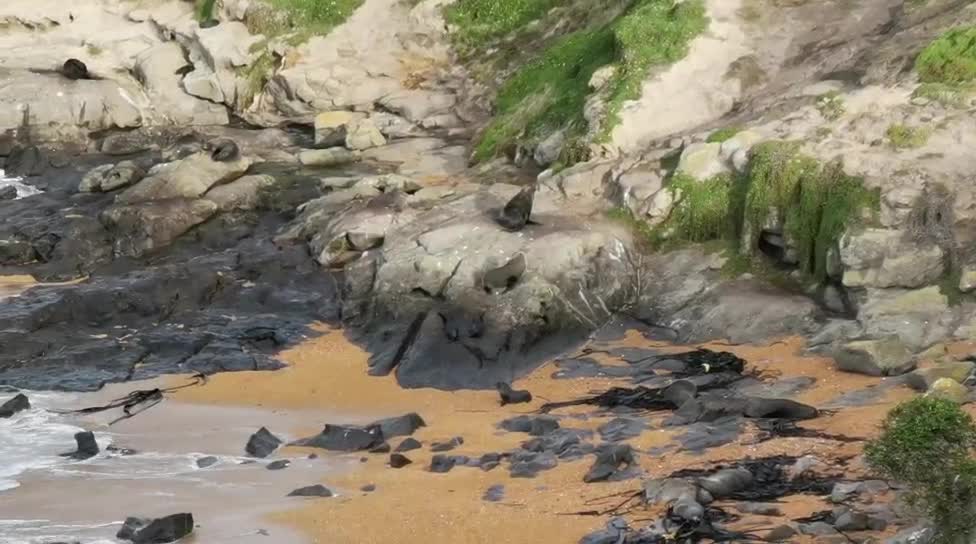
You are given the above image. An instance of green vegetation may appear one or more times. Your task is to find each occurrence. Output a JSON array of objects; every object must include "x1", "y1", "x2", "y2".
[
  {"x1": 815, "y1": 91, "x2": 845, "y2": 121},
  {"x1": 866, "y1": 397, "x2": 976, "y2": 543},
  {"x1": 913, "y1": 82, "x2": 976, "y2": 108},
  {"x1": 669, "y1": 173, "x2": 733, "y2": 242},
  {"x1": 244, "y1": 0, "x2": 364, "y2": 44},
  {"x1": 916, "y1": 26, "x2": 976, "y2": 85},
  {"x1": 706, "y1": 127, "x2": 741, "y2": 144},
  {"x1": 887, "y1": 123, "x2": 931, "y2": 149},
  {"x1": 238, "y1": 51, "x2": 276, "y2": 107},
  {"x1": 196, "y1": 0, "x2": 217, "y2": 21},
  {"x1": 466, "y1": 0, "x2": 708, "y2": 163}
]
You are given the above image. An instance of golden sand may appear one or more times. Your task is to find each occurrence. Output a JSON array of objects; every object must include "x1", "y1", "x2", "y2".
[{"x1": 173, "y1": 325, "x2": 912, "y2": 544}]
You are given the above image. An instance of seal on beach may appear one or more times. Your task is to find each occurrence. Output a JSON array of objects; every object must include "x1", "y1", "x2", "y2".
[
  {"x1": 208, "y1": 139, "x2": 239, "y2": 162},
  {"x1": 61, "y1": 58, "x2": 91, "y2": 80},
  {"x1": 497, "y1": 382, "x2": 533, "y2": 405},
  {"x1": 481, "y1": 253, "x2": 526, "y2": 294},
  {"x1": 496, "y1": 185, "x2": 535, "y2": 231}
]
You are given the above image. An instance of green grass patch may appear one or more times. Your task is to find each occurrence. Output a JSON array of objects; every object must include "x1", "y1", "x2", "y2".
[
  {"x1": 238, "y1": 51, "x2": 276, "y2": 107},
  {"x1": 244, "y1": 0, "x2": 364, "y2": 44},
  {"x1": 469, "y1": 0, "x2": 708, "y2": 163},
  {"x1": 886, "y1": 123, "x2": 931, "y2": 149},
  {"x1": 706, "y1": 126, "x2": 741, "y2": 143},
  {"x1": 815, "y1": 91, "x2": 845, "y2": 120},
  {"x1": 866, "y1": 397, "x2": 976, "y2": 544},
  {"x1": 913, "y1": 82, "x2": 976, "y2": 108},
  {"x1": 196, "y1": 0, "x2": 217, "y2": 21},
  {"x1": 669, "y1": 173, "x2": 734, "y2": 242},
  {"x1": 916, "y1": 26, "x2": 976, "y2": 85}
]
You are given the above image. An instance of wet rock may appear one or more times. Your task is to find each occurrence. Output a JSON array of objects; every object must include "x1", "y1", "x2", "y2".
[
  {"x1": 100, "y1": 199, "x2": 219, "y2": 258},
  {"x1": 266, "y1": 460, "x2": 290, "y2": 470},
  {"x1": 698, "y1": 467, "x2": 753, "y2": 498},
  {"x1": 482, "y1": 484, "x2": 505, "y2": 502},
  {"x1": 389, "y1": 453, "x2": 412, "y2": 468},
  {"x1": 196, "y1": 456, "x2": 218, "y2": 469},
  {"x1": 430, "y1": 436, "x2": 464, "y2": 452},
  {"x1": 510, "y1": 450, "x2": 558, "y2": 478},
  {"x1": 496, "y1": 382, "x2": 533, "y2": 405},
  {"x1": 834, "y1": 337, "x2": 915, "y2": 377},
  {"x1": 926, "y1": 378, "x2": 969, "y2": 404},
  {"x1": 370, "y1": 442, "x2": 392, "y2": 453},
  {"x1": 584, "y1": 444, "x2": 635, "y2": 483},
  {"x1": 116, "y1": 513, "x2": 193, "y2": 543},
  {"x1": 375, "y1": 413, "x2": 426, "y2": 439},
  {"x1": 245, "y1": 427, "x2": 282, "y2": 458},
  {"x1": 0, "y1": 185, "x2": 18, "y2": 200},
  {"x1": 61, "y1": 431, "x2": 99, "y2": 460},
  {"x1": 116, "y1": 152, "x2": 250, "y2": 205},
  {"x1": 395, "y1": 438, "x2": 422, "y2": 452},
  {"x1": 288, "y1": 485, "x2": 333, "y2": 498},
  {"x1": 430, "y1": 454, "x2": 459, "y2": 473},
  {"x1": 597, "y1": 417, "x2": 646, "y2": 442},
  {"x1": 499, "y1": 415, "x2": 559, "y2": 436},
  {"x1": 298, "y1": 148, "x2": 359, "y2": 166},
  {"x1": 5, "y1": 145, "x2": 45, "y2": 177},
  {"x1": 0, "y1": 393, "x2": 29, "y2": 418},
  {"x1": 292, "y1": 424, "x2": 384, "y2": 452}
]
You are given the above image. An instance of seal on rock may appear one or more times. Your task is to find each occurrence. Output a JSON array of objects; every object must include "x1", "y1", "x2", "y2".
[
  {"x1": 496, "y1": 185, "x2": 535, "y2": 231},
  {"x1": 61, "y1": 58, "x2": 91, "y2": 80},
  {"x1": 482, "y1": 253, "x2": 526, "y2": 294},
  {"x1": 208, "y1": 139, "x2": 239, "y2": 162}
]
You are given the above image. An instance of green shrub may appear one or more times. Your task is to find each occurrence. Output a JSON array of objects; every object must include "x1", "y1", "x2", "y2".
[
  {"x1": 245, "y1": 0, "x2": 364, "y2": 43},
  {"x1": 887, "y1": 123, "x2": 931, "y2": 149},
  {"x1": 706, "y1": 126, "x2": 741, "y2": 143},
  {"x1": 445, "y1": 0, "x2": 563, "y2": 47},
  {"x1": 815, "y1": 91, "x2": 845, "y2": 121},
  {"x1": 916, "y1": 26, "x2": 976, "y2": 85},
  {"x1": 196, "y1": 0, "x2": 217, "y2": 21},
  {"x1": 669, "y1": 173, "x2": 734, "y2": 242},
  {"x1": 866, "y1": 397, "x2": 976, "y2": 543}
]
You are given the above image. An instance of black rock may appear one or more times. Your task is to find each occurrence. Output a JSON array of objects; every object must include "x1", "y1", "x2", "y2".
[
  {"x1": 482, "y1": 484, "x2": 505, "y2": 502},
  {"x1": 499, "y1": 415, "x2": 559, "y2": 436},
  {"x1": 395, "y1": 437, "x2": 422, "y2": 452},
  {"x1": 510, "y1": 450, "x2": 558, "y2": 478},
  {"x1": 361, "y1": 484, "x2": 376, "y2": 492},
  {"x1": 370, "y1": 442, "x2": 392, "y2": 454},
  {"x1": 430, "y1": 454, "x2": 457, "y2": 473},
  {"x1": 744, "y1": 397, "x2": 818, "y2": 420},
  {"x1": 583, "y1": 444, "x2": 634, "y2": 483},
  {"x1": 375, "y1": 413, "x2": 426, "y2": 438},
  {"x1": 60, "y1": 431, "x2": 99, "y2": 460},
  {"x1": 478, "y1": 452, "x2": 503, "y2": 471},
  {"x1": 116, "y1": 513, "x2": 194, "y2": 544},
  {"x1": 0, "y1": 393, "x2": 30, "y2": 418},
  {"x1": 292, "y1": 424, "x2": 383, "y2": 452},
  {"x1": 245, "y1": 427, "x2": 282, "y2": 458},
  {"x1": 496, "y1": 185, "x2": 534, "y2": 231},
  {"x1": 288, "y1": 485, "x2": 333, "y2": 498},
  {"x1": 0, "y1": 185, "x2": 17, "y2": 200},
  {"x1": 196, "y1": 456, "x2": 218, "y2": 469},
  {"x1": 389, "y1": 453, "x2": 412, "y2": 468},
  {"x1": 62, "y1": 58, "x2": 91, "y2": 80},
  {"x1": 266, "y1": 460, "x2": 290, "y2": 470},
  {"x1": 597, "y1": 417, "x2": 646, "y2": 442},
  {"x1": 430, "y1": 436, "x2": 464, "y2": 452}
]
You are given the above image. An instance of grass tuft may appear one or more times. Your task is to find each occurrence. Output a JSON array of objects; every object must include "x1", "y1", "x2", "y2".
[
  {"x1": 886, "y1": 123, "x2": 931, "y2": 149},
  {"x1": 705, "y1": 126, "x2": 741, "y2": 143},
  {"x1": 916, "y1": 26, "x2": 976, "y2": 85},
  {"x1": 244, "y1": 0, "x2": 364, "y2": 44}
]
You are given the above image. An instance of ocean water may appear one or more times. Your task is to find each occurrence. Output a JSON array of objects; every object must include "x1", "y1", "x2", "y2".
[{"x1": 0, "y1": 168, "x2": 41, "y2": 199}]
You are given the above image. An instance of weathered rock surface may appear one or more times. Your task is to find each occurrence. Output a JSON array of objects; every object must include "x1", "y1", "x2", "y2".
[
  {"x1": 246, "y1": 427, "x2": 282, "y2": 458},
  {"x1": 100, "y1": 199, "x2": 218, "y2": 258},
  {"x1": 116, "y1": 513, "x2": 194, "y2": 544},
  {"x1": 116, "y1": 152, "x2": 251, "y2": 205},
  {"x1": 839, "y1": 229, "x2": 944, "y2": 289},
  {"x1": 0, "y1": 393, "x2": 29, "y2": 418},
  {"x1": 834, "y1": 337, "x2": 915, "y2": 377}
]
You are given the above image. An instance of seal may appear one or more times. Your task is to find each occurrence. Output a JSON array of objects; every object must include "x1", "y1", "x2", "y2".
[
  {"x1": 208, "y1": 139, "x2": 239, "y2": 162},
  {"x1": 496, "y1": 185, "x2": 535, "y2": 231},
  {"x1": 496, "y1": 382, "x2": 532, "y2": 406},
  {"x1": 481, "y1": 253, "x2": 526, "y2": 294},
  {"x1": 61, "y1": 58, "x2": 91, "y2": 80}
]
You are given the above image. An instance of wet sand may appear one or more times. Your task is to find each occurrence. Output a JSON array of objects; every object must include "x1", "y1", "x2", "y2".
[
  {"x1": 172, "y1": 325, "x2": 919, "y2": 544},
  {"x1": 0, "y1": 275, "x2": 37, "y2": 300}
]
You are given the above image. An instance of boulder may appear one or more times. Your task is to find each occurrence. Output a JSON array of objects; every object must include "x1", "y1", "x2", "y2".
[
  {"x1": 395, "y1": 438, "x2": 422, "y2": 452},
  {"x1": 203, "y1": 174, "x2": 276, "y2": 212},
  {"x1": 378, "y1": 90, "x2": 456, "y2": 123},
  {"x1": 839, "y1": 229, "x2": 943, "y2": 288},
  {"x1": 298, "y1": 148, "x2": 360, "y2": 167},
  {"x1": 60, "y1": 431, "x2": 99, "y2": 460},
  {"x1": 960, "y1": 265, "x2": 976, "y2": 293},
  {"x1": 116, "y1": 152, "x2": 251, "y2": 205},
  {"x1": 676, "y1": 142, "x2": 727, "y2": 180},
  {"x1": 389, "y1": 453, "x2": 412, "y2": 468},
  {"x1": 314, "y1": 111, "x2": 365, "y2": 147},
  {"x1": 905, "y1": 362, "x2": 975, "y2": 391},
  {"x1": 116, "y1": 513, "x2": 194, "y2": 543},
  {"x1": 79, "y1": 161, "x2": 145, "y2": 193},
  {"x1": 834, "y1": 337, "x2": 915, "y2": 377},
  {"x1": 133, "y1": 42, "x2": 228, "y2": 126},
  {"x1": 345, "y1": 119, "x2": 387, "y2": 150},
  {"x1": 859, "y1": 287, "x2": 951, "y2": 350},
  {"x1": 926, "y1": 378, "x2": 969, "y2": 404},
  {"x1": 718, "y1": 130, "x2": 763, "y2": 162},
  {"x1": 100, "y1": 199, "x2": 219, "y2": 258},
  {"x1": 374, "y1": 413, "x2": 426, "y2": 439},
  {"x1": 245, "y1": 427, "x2": 282, "y2": 458},
  {"x1": 0, "y1": 393, "x2": 29, "y2": 418},
  {"x1": 292, "y1": 424, "x2": 384, "y2": 451},
  {"x1": 288, "y1": 484, "x2": 333, "y2": 497},
  {"x1": 0, "y1": 186, "x2": 16, "y2": 200},
  {"x1": 195, "y1": 456, "x2": 218, "y2": 469}
]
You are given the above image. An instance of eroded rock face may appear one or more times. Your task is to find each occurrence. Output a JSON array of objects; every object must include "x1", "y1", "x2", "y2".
[
  {"x1": 839, "y1": 229, "x2": 944, "y2": 289},
  {"x1": 101, "y1": 199, "x2": 218, "y2": 258},
  {"x1": 117, "y1": 152, "x2": 252, "y2": 205}
]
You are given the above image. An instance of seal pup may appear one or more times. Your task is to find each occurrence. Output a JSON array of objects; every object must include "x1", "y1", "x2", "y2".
[
  {"x1": 61, "y1": 58, "x2": 91, "y2": 80},
  {"x1": 208, "y1": 139, "x2": 239, "y2": 162},
  {"x1": 496, "y1": 185, "x2": 535, "y2": 231}
]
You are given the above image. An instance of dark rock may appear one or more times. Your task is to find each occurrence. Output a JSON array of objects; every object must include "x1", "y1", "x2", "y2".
[
  {"x1": 0, "y1": 393, "x2": 30, "y2": 418},
  {"x1": 60, "y1": 431, "x2": 99, "y2": 460},
  {"x1": 597, "y1": 417, "x2": 646, "y2": 442},
  {"x1": 478, "y1": 452, "x2": 503, "y2": 471},
  {"x1": 499, "y1": 415, "x2": 559, "y2": 436},
  {"x1": 266, "y1": 460, "x2": 290, "y2": 470},
  {"x1": 361, "y1": 484, "x2": 376, "y2": 492},
  {"x1": 0, "y1": 185, "x2": 16, "y2": 200},
  {"x1": 765, "y1": 524, "x2": 798, "y2": 542},
  {"x1": 389, "y1": 453, "x2": 412, "y2": 468},
  {"x1": 482, "y1": 484, "x2": 505, "y2": 502},
  {"x1": 5, "y1": 145, "x2": 45, "y2": 177},
  {"x1": 245, "y1": 427, "x2": 282, "y2": 458},
  {"x1": 375, "y1": 413, "x2": 426, "y2": 438},
  {"x1": 583, "y1": 444, "x2": 635, "y2": 483},
  {"x1": 496, "y1": 185, "x2": 534, "y2": 231},
  {"x1": 62, "y1": 58, "x2": 91, "y2": 80},
  {"x1": 798, "y1": 521, "x2": 838, "y2": 536},
  {"x1": 288, "y1": 485, "x2": 333, "y2": 498},
  {"x1": 292, "y1": 424, "x2": 383, "y2": 452},
  {"x1": 833, "y1": 510, "x2": 869, "y2": 531},
  {"x1": 196, "y1": 456, "x2": 218, "y2": 469},
  {"x1": 496, "y1": 381, "x2": 533, "y2": 405},
  {"x1": 430, "y1": 436, "x2": 464, "y2": 452},
  {"x1": 370, "y1": 442, "x2": 392, "y2": 453},
  {"x1": 116, "y1": 513, "x2": 193, "y2": 543},
  {"x1": 522, "y1": 428, "x2": 593, "y2": 460},
  {"x1": 395, "y1": 437, "x2": 422, "y2": 452},
  {"x1": 430, "y1": 454, "x2": 458, "y2": 473},
  {"x1": 509, "y1": 450, "x2": 558, "y2": 478},
  {"x1": 744, "y1": 397, "x2": 819, "y2": 420}
]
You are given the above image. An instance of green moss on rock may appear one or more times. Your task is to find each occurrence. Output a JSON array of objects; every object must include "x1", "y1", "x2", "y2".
[
  {"x1": 916, "y1": 26, "x2": 976, "y2": 85},
  {"x1": 705, "y1": 126, "x2": 741, "y2": 143}
]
